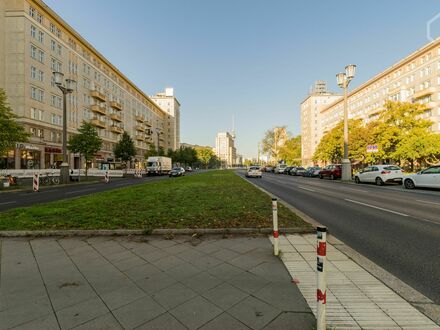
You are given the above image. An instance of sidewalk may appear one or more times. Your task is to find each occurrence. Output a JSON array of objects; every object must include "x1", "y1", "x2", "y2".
[
  {"x1": 272, "y1": 234, "x2": 440, "y2": 329},
  {"x1": 0, "y1": 236, "x2": 314, "y2": 330}
]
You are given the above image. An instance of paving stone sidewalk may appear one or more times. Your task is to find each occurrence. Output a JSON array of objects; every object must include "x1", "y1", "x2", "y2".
[
  {"x1": 0, "y1": 235, "x2": 314, "y2": 330},
  {"x1": 274, "y1": 234, "x2": 440, "y2": 330}
]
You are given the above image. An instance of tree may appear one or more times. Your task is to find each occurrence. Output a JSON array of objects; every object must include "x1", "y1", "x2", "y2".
[
  {"x1": 261, "y1": 126, "x2": 288, "y2": 161},
  {"x1": 278, "y1": 135, "x2": 302, "y2": 165},
  {"x1": 195, "y1": 146, "x2": 215, "y2": 169},
  {"x1": 144, "y1": 143, "x2": 157, "y2": 158},
  {"x1": 113, "y1": 131, "x2": 136, "y2": 167},
  {"x1": 68, "y1": 121, "x2": 102, "y2": 179},
  {"x1": 0, "y1": 88, "x2": 29, "y2": 157}
]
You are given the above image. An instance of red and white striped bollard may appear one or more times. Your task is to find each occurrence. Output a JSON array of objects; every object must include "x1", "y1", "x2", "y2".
[
  {"x1": 272, "y1": 197, "x2": 279, "y2": 256},
  {"x1": 317, "y1": 226, "x2": 327, "y2": 330},
  {"x1": 104, "y1": 171, "x2": 109, "y2": 183},
  {"x1": 33, "y1": 173, "x2": 39, "y2": 192}
]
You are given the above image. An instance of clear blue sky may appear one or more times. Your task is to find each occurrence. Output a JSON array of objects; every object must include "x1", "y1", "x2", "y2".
[{"x1": 44, "y1": 0, "x2": 440, "y2": 158}]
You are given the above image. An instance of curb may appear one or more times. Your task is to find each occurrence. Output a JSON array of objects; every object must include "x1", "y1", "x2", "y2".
[{"x1": 0, "y1": 227, "x2": 314, "y2": 238}]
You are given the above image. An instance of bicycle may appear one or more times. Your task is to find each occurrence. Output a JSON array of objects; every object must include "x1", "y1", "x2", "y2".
[{"x1": 39, "y1": 172, "x2": 60, "y2": 185}]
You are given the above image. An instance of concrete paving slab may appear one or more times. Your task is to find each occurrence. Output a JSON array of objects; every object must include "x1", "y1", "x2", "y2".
[
  {"x1": 135, "y1": 312, "x2": 186, "y2": 330},
  {"x1": 169, "y1": 296, "x2": 222, "y2": 329},
  {"x1": 112, "y1": 296, "x2": 165, "y2": 329},
  {"x1": 199, "y1": 312, "x2": 250, "y2": 329}
]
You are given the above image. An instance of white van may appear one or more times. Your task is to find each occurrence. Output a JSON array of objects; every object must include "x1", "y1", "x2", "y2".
[{"x1": 274, "y1": 164, "x2": 287, "y2": 174}]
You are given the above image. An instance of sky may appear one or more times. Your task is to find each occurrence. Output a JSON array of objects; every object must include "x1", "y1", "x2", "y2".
[{"x1": 44, "y1": 0, "x2": 440, "y2": 158}]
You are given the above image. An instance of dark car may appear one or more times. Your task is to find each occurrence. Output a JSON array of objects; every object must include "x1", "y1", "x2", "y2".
[
  {"x1": 284, "y1": 166, "x2": 293, "y2": 175},
  {"x1": 319, "y1": 164, "x2": 342, "y2": 180},
  {"x1": 169, "y1": 167, "x2": 185, "y2": 177},
  {"x1": 304, "y1": 166, "x2": 321, "y2": 177}
]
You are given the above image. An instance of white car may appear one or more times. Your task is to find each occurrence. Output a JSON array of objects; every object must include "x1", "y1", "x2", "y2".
[
  {"x1": 274, "y1": 164, "x2": 287, "y2": 174},
  {"x1": 354, "y1": 165, "x2": 403, "y2": 186},
  {"x1": 246, "y1": 166, "x2": 262, "y2": 178},
  {"x1": 403, "y1": 165, "x2": 440, "y2": 189}
]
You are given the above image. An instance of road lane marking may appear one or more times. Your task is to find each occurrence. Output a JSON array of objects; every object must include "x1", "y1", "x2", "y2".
[
  {"x1": 297, "y1": 186, "x2": 316, "y2": 192},
  {"x1": 65, "y1": 188, "x2": 96, "y2": 195},
  {"x1": 19, "y1": 190, "x2": 52, "y2": 196},
  {"x1": 345, "y1": 198, "x2": 409, "y2": 217},
  {"x1": 416, "y1": 199, "x2": 440, "y2": 206},
  {"x1": 0, "y1": 201, "x2": 16, "y2": 206}
]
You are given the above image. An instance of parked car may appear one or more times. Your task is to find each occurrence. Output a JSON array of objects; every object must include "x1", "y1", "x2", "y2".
[
  {"x1": 246, "y1": 166, "x2": 262, "y2": 178},
  {"x1": 185, "y1": 166, "x2": 193, "y2": 172},
  {"x1": 319, "y1": 164, "x2": 342, "y2": 180},
  {"x1": 265, "y1": 166, "x2": 274, "y2": 173},
  {"x1": 169, "y1": 167, "x2": 185, "y2": 177},
  {"x1": 287, "y1": 167, "x2": 297, "y2": 175},
  {"x1": 354, "y1": 165, "x2": 403, "y2": 186},
  {"x1": 403, "y1": 165, "x2": 440, "y2": 189},
  {"x1": 292, "y1": 167, "x2": 306, "y2": 176},
  {"x1": 283, "y1": 166, "x2": 291, "y2": 174},
  {"x1": 274, "y1": 164, "x2": 287, "y2": 174},
  {"x1": 303, "y1": 166, "x2": 321, "y2": 177}
]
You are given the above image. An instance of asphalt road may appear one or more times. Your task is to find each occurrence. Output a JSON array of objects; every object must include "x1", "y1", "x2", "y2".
[
  {"x1": 0, "y1": 173, "x2": 197, "y2": 212},
  {"x1": 239, "y1": 171, "x2": 440, "y2": 304}
]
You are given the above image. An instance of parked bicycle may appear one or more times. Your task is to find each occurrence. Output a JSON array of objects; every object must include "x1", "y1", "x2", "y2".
[{"x1": 39, "y1": 172, "x2": 60, "y2": 185}]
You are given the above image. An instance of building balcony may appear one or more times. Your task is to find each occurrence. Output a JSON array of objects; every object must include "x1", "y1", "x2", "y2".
[
  {"x1": 110, "y1": 113, "x2": 122, "y2": 122},
  {"x1": 145, "y1": 121, "x2": 152, "y2": 127},
  {"x1": 420, "y1": 101, "x2": 437, "y2": 110},
  {"x1": 90, "y1": 90, "x2": 106, "y2": 102},
  {"x1": 135, "y1": 115, "x2": 144, "y2": 123},
  {"x1": 135, "y1": 135, "x2": 145, "y2": 141},
  {"x1": 90, "y1": 118, "x2": 106, "y2": 129},
  {"x1": 110, "y1": 101, "x2": 122, "y2": 111},
  {"x1": 110, "y1": 126, "x2": 123, "y2": 134},
  {"x1": 90, "y1": 104, "x2": 106, "y2": 116},
  {"x1": 412, "y1": 87, "x2": 436, "y2": 100},
  {"x1": 135, "y1": 125, "x2": 145, "y2": 132}
]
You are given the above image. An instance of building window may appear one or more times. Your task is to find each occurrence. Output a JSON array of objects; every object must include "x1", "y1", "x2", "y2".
[
  {"x1": 30, "y1": 45, "x2": 37, "y2": 59},
  {"x1": 38, "y1": 49, "x2": 44, "y2": 63},
  {"x1": 51, "y1": 39, "x2": 56, "y2": 52},
  {"x1": 29, "y1": 6, "x2": 35, "y2": 18},
  {"x1": 50, "y1": 95, "x2": 62, "y2": 109},
  {"x1": 38, "y1": 31, "x2": 44, "y2": 43},
  {"x1": 31, "y1": 86, "x2": 44, "y2": 102},
  {"x1": 31, "y1": 66, "x2": 37, "y2": 79},
  {"x1": 30, "y1": 25, "x2": 36, "y2": 38},
  {"x1": 36, "y1": 12, "x2": 43, "y2": 24},
  {"x1": 30, "y1": 107, "x2": 43, "y2": 121},
  {"x1": 51, "y1": 113, "x2": 62, "y2": 125},
  {"x1": 57, "y1": 44, "x2": 62, "y2": 56}
]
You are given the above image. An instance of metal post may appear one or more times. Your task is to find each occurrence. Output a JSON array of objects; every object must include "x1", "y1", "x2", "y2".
[
  {"x1": 33, "y1": 173, "x2": 39, "y2": 192},
  {"x1": 272, "y1": 198, "x2": 279, "y2": 256},
  {"x1": 60, "y1": 90, "x2": 69, "y2": 184},
  {"x1": 342, "y1": 84, "x2": 351, "y2": 181},
  {"x1": 317, "y1": 226, "x2": 327, "y2": 330}
]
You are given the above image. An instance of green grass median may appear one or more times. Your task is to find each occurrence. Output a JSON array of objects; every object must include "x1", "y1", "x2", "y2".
[{"x1": 0, "y1": 170, "x2": 312, "y2": 231}]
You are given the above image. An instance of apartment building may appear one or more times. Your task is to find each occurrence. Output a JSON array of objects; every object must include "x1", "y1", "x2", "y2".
[
  {"x1": 150, "y1": 88, "x2": 181, "y2": 151},
  {"x1": 215, "y1": 132, "x2": 236, "y2": 167},
  {"x1": 300, "y1": 81, "x2": 341, "y2": 166},
  {"x1": 319, "y1": 38, "x2": 440, "y2": 142},
  {"x1": 0, "y1": 0, "x2": 179, "y2": 170}
]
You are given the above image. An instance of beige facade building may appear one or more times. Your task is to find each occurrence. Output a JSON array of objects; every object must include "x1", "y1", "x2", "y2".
[
  {"x1": 215, "y1": 132, "x2": 236, "y2": 167},
  {"x1": 320, "y1": 39, "x2": 440, "y2": 146},
  {"x1": 0, "y1": 0, "x2": 180, "y2": 170},
  {"x1": 150, "y1": 88, "x2": 181, "y2": 151},
  {"x1": 300, "y1": 81, "x2": 341, "y2": 166}
]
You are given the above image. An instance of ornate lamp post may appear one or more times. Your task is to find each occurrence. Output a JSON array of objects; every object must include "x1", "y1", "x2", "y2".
[
  {"x1": 336, "y1": 64, "x2": 356, "y2": 181},
  {"x1": 53, "y1": 71, "x2": 76, "y2": 184}
]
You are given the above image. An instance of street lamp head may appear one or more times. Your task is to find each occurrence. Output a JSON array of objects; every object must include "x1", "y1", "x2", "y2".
[
  {"x1": 336, "y1": 72, "x2": 346, "y2": 88},
  {"x1": 53, "y1": 71, "x2": 64, "y2": 86},
  {"x1": 65, "y1": 78, "x2": 76, "y2": 92},
  {"x1": 345, "y1": 64, "x2": 357, "y2": 80}
]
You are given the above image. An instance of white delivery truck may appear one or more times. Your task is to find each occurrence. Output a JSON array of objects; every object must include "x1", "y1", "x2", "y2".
[{"x1": 146, "y1": 156, "x2": 172, "y2": 175}]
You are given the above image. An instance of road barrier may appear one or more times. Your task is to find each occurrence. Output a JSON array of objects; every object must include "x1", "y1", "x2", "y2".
[
  {"x1": 104, "y1": 171, "x2": 109, "y2": 184},
  {"x1": 272, "y1": 197, "x2": 279, "y2": 256},
  {"x1": 33, "y1": 173, "x2": 39, "y2": 192},
  {"x1": 317, "y1": 226, "x2": 327, "y2": 330}
]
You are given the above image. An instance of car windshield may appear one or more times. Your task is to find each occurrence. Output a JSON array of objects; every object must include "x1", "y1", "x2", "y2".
[
  {"x1": 249, "y1": 166, "x2": 260, "y2": 170},
  {"x1": 147, "y1": 162, "x2": 157, "y2": 166},
  {"x1": 172, "y1": 168, "x2": 181, "y2": 171},
  {"x1": 384, "y1": 166, "x2": 401, "y2": 170}
]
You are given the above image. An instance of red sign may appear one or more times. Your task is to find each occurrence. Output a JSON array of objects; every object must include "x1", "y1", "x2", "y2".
[{"x1": 45, "y1": 147, "x2": 62, "y2": 153}]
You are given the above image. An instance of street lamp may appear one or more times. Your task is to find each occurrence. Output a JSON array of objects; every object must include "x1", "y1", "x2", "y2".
[
  {"x1": 53, "y1": 71, "x2": 76, "y2": 184},
  {"x1": 336, "y1": 64, "x2": 356, "y2": 181}
]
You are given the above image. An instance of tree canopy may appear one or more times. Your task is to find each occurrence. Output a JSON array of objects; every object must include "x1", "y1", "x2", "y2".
[
  {"x1": 114, "y1": 131, "x2": 136, "y2": 164},
  {"x1": 0, "y1": 88, "x2": 29, "y2": 156}
]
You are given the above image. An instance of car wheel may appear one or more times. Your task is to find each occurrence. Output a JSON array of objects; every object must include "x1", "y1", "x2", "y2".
[
  {"x1": 404, "y1": 179, "x2": 415, "y2": 189},
  {"x1": 375, "y1": 177, "x2": 384, "y2": 186},
  {"x1": 319, "y1": 174, "x2": 323, "y2": 179},
  {"x1": 354, "y1": 176, "x2": 361, "y2": 184}
]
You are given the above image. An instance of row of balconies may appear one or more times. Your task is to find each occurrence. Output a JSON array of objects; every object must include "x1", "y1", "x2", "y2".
[
  {"x1": 90, "y1": 118, "x2": 158, "y2": 141},
  {"x1": 90, "y1": 89, "x2": 123, "y2": 111}
]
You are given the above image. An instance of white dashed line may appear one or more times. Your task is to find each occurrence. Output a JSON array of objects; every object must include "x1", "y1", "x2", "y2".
[
  {"x1": 345, "y1": 198, "x2": 409, "y2": 217},
  {"x1": 0, "y1": 201, "x2": 16, "y2": 206},
  {"x1": 297, "y1": 186, "x2": 316, "y2": 192},
  {"x1": 416, "y1": 199, "x2": 440, "y2": 206}
]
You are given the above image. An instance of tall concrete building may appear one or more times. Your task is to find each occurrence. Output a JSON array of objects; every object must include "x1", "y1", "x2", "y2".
[
  {"x1": 215, "y1": 132, "x2": 236, "y2": 167},
  {"x1": 150, "y1": 88, "x2": 181, "y2": 151},
  {"x1": 303, "y1": 38, "x2": 440, "y2": 165},
  {"x1": 300, "y1": 81, "x2": 341, "y2": 166},
  {"x1": 0, "y1": 0, "x2": 180, "y2": 170}
]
